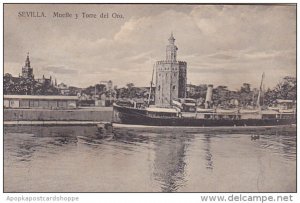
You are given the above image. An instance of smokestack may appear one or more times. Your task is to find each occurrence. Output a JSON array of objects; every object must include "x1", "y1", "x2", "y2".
[{"x1": 205, "y1": 84, "x2": 213, "y2": 109}]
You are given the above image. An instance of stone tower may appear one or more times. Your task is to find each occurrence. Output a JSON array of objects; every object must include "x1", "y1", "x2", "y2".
[
  {"x1": 155, "y1": 33, "x2": 187, "y2": 106},
  {"x1": 22, "y1": 52, "x2": 34, "y2": 79}
]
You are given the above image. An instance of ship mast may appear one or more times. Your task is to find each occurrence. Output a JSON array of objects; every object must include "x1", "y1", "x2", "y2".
[
  {"x1": 256, "y1": 72, "x2": 265, "y2": 108},
  {"x1": 148, "y1": 65, "x2": 155, "y2": 106},
  {"x1": 94, "y1": 85, "x2": 97, "y2": 103}
]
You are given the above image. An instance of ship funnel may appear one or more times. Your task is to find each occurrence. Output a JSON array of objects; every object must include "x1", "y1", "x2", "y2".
[{"x1": 205, "y1": 84, "x2": 213, "y2": 109}]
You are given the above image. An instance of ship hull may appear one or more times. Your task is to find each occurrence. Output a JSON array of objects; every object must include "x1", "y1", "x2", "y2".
[{"x1": 113, "y1": 105, "x2": 296, "y2": 127}]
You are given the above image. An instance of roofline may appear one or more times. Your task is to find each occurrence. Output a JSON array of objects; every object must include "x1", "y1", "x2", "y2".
[{"x1": 4, "y1": 95, "x2": 78, "y2": 100}]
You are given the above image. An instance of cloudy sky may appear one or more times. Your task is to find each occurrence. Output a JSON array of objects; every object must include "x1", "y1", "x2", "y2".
[{"x1": 4, "y1": 4, "x2": 296, "y2": 90}]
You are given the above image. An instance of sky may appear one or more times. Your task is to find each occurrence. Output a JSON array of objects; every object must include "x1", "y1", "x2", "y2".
[{"x1": 4, "y1": 4, "x2": 296, "y2": 90}]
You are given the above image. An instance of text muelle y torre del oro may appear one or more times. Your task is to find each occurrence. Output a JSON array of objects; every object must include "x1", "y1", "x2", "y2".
[{"x1": 18, "y1": 11, "x2": 124, "y2": 19}]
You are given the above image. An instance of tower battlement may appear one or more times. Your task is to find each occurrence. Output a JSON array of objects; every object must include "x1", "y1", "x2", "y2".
[{"x1": 156, "y1": 60, "x2": 187, "y2": 65}]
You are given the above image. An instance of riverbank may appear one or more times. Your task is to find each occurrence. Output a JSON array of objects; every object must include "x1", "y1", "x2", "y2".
[{"x1": 4, "y1": 107, "x2": 113, "y2": 122}]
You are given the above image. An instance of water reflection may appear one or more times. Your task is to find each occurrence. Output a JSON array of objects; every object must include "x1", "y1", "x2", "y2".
[
  {"x1": 203, "y1": 135, "x2": 213, "y2": 170},
  {"x1": 152, "y1": 134, "x2": 189, "y2": 192},
  {"x1": 4, "y1": 125, "x2": 296, "y2": 192},
  {"x1": 4, "y1": 126, "x2": 82, "y2": 162},
  {"x1": 255, "y1": 132, "x2": 296, "y2": 161}
]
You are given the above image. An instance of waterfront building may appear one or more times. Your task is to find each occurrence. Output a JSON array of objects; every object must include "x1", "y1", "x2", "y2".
[
  {"x1": 155, "y1": 33, "x2": 187, "y2": 106},
  {"x1": 57, "y1": 82, "x2": 70, "y2": 95},
  {"x1": 3, "y1": 95, "x2": 78, "y2": 109},
  {"x1": 36, "y1": 75, "x2": 53, "y2": 86}
]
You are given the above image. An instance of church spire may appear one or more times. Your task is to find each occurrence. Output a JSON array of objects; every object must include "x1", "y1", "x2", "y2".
[
  {"x1": 25, "y1": 52, "x2": 31, "y2": 67},
  {"x1": 22, "y1": 52, "x2": 34, "y2": 79}
]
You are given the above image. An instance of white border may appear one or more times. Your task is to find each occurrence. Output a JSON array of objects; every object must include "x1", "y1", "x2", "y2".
[{"x1": 0, "y1": 1, "x2": 298, "y2": 203}]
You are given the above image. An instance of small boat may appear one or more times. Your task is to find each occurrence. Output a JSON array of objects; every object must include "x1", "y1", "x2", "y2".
[
  {"x1": 77, "y1": 136, "x2": 104, "y2": 145},
  {"x1": 251, "y1": 135, "x2": 260, "y2": 140},
  {"x1": 97, "y1": 122, "x2": 114, "y2": 134},
  {"x1": 77, "y1": 122, "x2": 114, "y2": 145}
]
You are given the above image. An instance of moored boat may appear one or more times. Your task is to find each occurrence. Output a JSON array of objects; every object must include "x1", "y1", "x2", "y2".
[{"x1": 113, "y1": 103, "x2": 296, "y2": 127}]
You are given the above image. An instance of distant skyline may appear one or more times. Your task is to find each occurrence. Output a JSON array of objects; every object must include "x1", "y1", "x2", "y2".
[{"x1": 4, "y1": 4, "x2": 296, "y2": 90}]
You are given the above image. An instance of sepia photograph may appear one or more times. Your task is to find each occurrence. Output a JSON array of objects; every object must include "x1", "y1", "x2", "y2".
[{"x1": 3, "y1": 3, "x2": 296, "y2": 193}]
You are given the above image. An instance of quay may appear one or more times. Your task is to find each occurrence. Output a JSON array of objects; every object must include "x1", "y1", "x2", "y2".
[
  {"x1": 3, "y1": 120, "x2": 104, "y2": 126},
  {"x1": 4, "y1": 107, "x2": 113, "y2": 123}
]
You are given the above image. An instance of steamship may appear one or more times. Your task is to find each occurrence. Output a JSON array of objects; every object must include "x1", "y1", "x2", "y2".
[
  {"x1": 112, "y1": 34, "x2": 296, "y2": 127},
  {"x1": 113, "y1": 100, "x2": 296, "y2": 127}
]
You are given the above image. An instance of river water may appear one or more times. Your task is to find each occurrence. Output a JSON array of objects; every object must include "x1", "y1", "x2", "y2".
[{"x1": 4, "y1": 125, "x2": 296, "y2": 192}]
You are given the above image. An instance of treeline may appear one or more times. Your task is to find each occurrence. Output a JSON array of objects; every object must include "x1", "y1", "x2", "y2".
[
  {"x1": 4, "y1": 73, "x2": 59, "y2": 95},
  {"x1": 187, "y1": 76, "x2": 296, "y2": 107},
  {"x1": 3, "y1": 73, "x2": 296, "y2": 107}
]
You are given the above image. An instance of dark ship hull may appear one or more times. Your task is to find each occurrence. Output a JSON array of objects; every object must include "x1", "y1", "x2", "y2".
[{"x1": 113, "y1": 104, "x2": 296, "y2": 127}]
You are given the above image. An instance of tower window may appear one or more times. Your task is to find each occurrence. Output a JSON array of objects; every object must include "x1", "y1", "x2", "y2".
[
  {"x1": 173, "y1": 85, "x2": 176, "y2": 90},
  {"x1": 158, "y1": 85, "x2": 161, "y2": 91}
]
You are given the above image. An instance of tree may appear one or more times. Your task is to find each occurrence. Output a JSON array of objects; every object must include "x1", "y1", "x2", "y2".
[
  {"x1": 274, "y1": 76, "x2": 296, "y2": 100},
  {"x1": 241, "y1": 83, "x2": 251, "y2": 93},
  {"x1": 264, "y1": 76, "x2": 296, "y2": 105},
  {"x1": 126, "y1": 83, "x2": 135, "y2": 90},
  {"x1": 239, "y1": 83, "x2": 253, "y2": 106},
  {"x1": 212, "y1": 86, "x2": 230, "y2": 106}
]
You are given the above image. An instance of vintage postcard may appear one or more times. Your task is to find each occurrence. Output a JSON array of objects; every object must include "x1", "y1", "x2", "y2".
[{"x1": 3, "y1": 3, "x2": 296, "y2": 193}]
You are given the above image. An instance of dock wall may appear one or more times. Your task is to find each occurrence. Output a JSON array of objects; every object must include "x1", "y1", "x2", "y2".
[{"x1": 4, "y1": 108, "x2": 113, "y2": 122}]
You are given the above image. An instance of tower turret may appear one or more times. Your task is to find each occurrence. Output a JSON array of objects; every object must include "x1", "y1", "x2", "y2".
[{"x1": 166, "y1": 32, "x2": 178, "y2": 62}]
